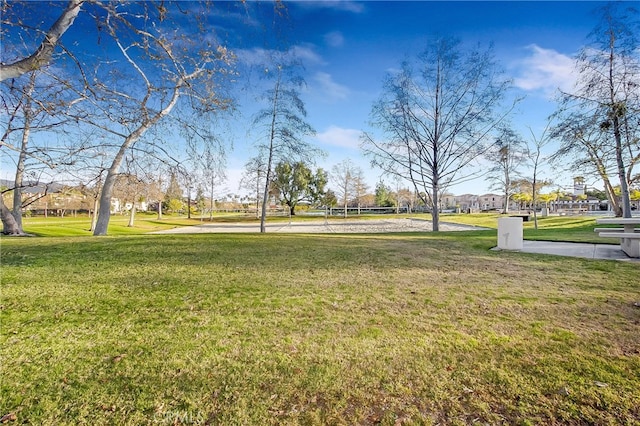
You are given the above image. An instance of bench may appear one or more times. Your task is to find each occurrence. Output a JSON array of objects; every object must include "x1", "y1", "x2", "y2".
[
  {"x1": 593, "y1": 228, "x2": 639, "y2": 233},
  {"x1": 596, "y1": 218, "x2": 640, "y2": 258}
]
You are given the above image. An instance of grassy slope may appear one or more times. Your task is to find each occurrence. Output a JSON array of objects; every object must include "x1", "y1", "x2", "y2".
[{"x1": 1, "y1": 232, "x2": 638, "y2": 425}]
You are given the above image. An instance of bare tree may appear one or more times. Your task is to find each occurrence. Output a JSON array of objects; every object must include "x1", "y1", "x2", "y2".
[
  {"x1": 185, "y1": 128, "x2": 228, "y2": 221},
  {"x1": 110, "y1": 173, "x2": 138, "y2": 226},
  {"x1": 362, "y1": 37, "x2": 513, "y2": 231},
  {"x1": 551, "y1": 112, "x2": 623, "y2": 215},
  {"x1": 526, "y1": 124, "x2": 553, "y2": 230},
  {"x1": 0, "y1": 69, "x2": 80, "y2": 234},
  {"x1": 331, "y1": 159, "x2": 358, "y2": 218},
  {"x1": 556, "y1": 2, "x2": 639, "y2": 217},
  {"x1": 3, "y1": 2, "x2": 237, "y2": 235},
  {"x1": 241, "y1": 156, "x2": 267, "y2": 219},
  {"x1": 69, "y1": 3, "x2": 236, "y2": 235},
  {"x1": 252, "y1": 58, "x2": 318, "y2": 232},
  {"x1": 485, "y1": 126, "x2": 527, "y2": 214},
  {"x1": 352, "y1": 168, "x2": 370, "y2": 215}
]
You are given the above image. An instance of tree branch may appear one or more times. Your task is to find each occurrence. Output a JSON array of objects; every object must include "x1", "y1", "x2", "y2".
[{"x1": 0, "y1": 0, "x2": 84, "y2": 81}]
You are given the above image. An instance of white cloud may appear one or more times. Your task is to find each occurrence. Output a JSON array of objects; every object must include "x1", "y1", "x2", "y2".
[
  {"x1": 235, "y1": 44, "x2": 324, "y2": 67},
  {"x1": 297, "y1": 1, "x2": 365, "y2": 14},
  {"x1": 324, "y1": 31, "x2": 344, "y2": 48},
  {"x1": 513, "y1": 44, "x2": 577, "y2": 96},
  {"x1": 290, "y1": 44, "x2": 325, "y2": 65},
  {"x1": 315, "y1": 126, "x2": 361, "y2": 149},
  {"x1": 313, "y1": 72, "x2": 350, "y2": 100}
]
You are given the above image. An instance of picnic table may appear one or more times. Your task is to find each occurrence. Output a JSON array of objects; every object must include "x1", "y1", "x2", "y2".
[{"x1": 595, "y1": 218, "x2": 640, "y2": 258}]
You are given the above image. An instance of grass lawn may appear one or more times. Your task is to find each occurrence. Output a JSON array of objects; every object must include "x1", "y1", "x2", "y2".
[
  {"x1": 17, "y1": 211, "x2": 621, "y2": 245},
  {"x1": 1, "y1": 228, "x2": 638, "y2": 425}
]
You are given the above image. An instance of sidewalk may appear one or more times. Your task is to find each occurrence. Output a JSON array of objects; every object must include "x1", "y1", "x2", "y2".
[{"x1": 506, "y1": 240, "x2": 639, "y2": 262}]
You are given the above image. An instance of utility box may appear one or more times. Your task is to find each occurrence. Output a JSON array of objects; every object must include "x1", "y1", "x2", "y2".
[{"x1": 497, "y1": 217, "x2": 523, "y2": 250}]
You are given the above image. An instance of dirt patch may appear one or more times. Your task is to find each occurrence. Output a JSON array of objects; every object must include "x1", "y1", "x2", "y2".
[{"x1": 153, "y1": 218, "x2": 488, "y2": 234}]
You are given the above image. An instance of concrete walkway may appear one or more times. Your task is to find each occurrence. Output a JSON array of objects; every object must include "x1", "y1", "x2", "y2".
[{"x1": 502, "y1": 240, "x2": 640, "y2": 263}]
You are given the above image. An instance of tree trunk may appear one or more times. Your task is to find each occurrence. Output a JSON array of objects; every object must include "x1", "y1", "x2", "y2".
[
  {"x1": 260, "y1": 168, "x2": 271, "y2": 233},
  {"x1": 608, "y1": 32, "x2": 632, "y2": 218},
  {"x1": 186, "y1": 191, "x2": 191, "y2": 219},
  {"x1": 431, "y1": 181, "x2": 440, "y2": 232},
  {"x1": 613, "y1": 114, "x2": 632, "y2": 217},
  {"x1": 128, "y1": 204, "x2": 136, "y2": 227},
  {"x1": 10, "y1": 72, "x2": 37, "y2": 235},
  {"x1": 1, "y1": 198, "x2": 24, "y2": 235},
  {"x1": 261, "y1": 71, "x2": 282, "y2": 234},
  {"x1": 94, "y1": 165, "x2": 118, "y2": 235},
  {"x1": 90, "y1": 197, "x2": 98, "y2": 231}
]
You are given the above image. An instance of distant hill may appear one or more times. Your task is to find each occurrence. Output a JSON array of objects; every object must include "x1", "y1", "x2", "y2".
[{"x1": 0, "y1": 179, "x2": 64, "y2": 194}]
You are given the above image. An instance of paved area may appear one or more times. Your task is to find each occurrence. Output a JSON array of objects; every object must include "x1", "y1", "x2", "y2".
[{"x1": 496, "y1": 240, "x2": 640, "y2": 262}]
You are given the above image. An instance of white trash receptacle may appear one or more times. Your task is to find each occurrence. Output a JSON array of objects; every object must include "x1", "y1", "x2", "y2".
[{"x1": 497, "y1": 217, "x2": 523, "y2": 250}]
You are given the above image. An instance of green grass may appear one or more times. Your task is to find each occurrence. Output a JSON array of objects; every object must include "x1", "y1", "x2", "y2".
[
  {"x1": 19, "y1": 214, "x2": 186, "y2": 237},
  {"x1": 1, "y1": 232, "x2": 638, "y2": 425},
  {"x1": 19, "y1": 212, "x2": 616, "y2": 245},
  {"x1": 441, "y1": 213, "x2": 619, "y2": 244}
]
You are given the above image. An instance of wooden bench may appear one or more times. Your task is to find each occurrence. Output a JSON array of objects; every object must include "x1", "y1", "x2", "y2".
[{"x1": 596, "y1": 218, "x2": 640, "y2": 258}]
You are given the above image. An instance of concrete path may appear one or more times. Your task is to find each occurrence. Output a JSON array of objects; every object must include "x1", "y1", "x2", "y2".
[{"x1": 503, "y1": 240, "x2": 640, "y2": 263}]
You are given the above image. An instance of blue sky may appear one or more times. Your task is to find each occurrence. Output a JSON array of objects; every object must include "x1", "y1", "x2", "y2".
[
  {"x1": 1, "y1": 1, "x2": 616, "y2": 197},
  {"x1": 221, "y1": 0, "x2": 608, "y2": 197}
]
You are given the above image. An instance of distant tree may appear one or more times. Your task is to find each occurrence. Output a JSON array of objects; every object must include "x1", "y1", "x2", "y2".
[
  {"x1": 586, "y1": 188, "x2": 608, "y2": 201},
  {"x1": 240, "y1": 156, "x2": 268, "y2": 219},
  {"x1": 195, "y1": 186, "x2": 206, "y2": 219},
  {"x1": 362, "y1": 36, "x2": 513, "y2": 230},
  {"x1": 511, "y1": 178, "x2": 552, "y2": 212},
  {"x1": 163, "y1": 171, "x2": 184, "y2": 214},
  {"x1": 512, "y1": 191, "x2": 532, "y2": 211},
  {"x1": 554, "y1": 3, "x2": 639, "y2": 217},
  {"x1": 184, "y1": 122, "x2": 228, "y2": 220},
  {"x1": 525, "y1": 124, "x2": 553, "y2": 230},
  {"x1": 485, "y1": 126, "x2": 527, "y2": 214},
  {"x1": 352, "y1": 169, "x2": 370, "y2": 215},
  {"x1": 271, "y1": 161, "x2": 327, "y2": 216},
  {"x1": 359, "y1": 193, "x2": 376, "y2": 208},
  {"x1": 322, "y1": 189, "x2": 338, "y2": 209},
  {"x1": 396, "y1": 187, "x2": 415, "y2": 214},
  {"x1": 331, "y1": 159, "x2": 359, "y2": 218},
  {"x1": 538, "y1": 192, "x2": 557, "y2": 211},
  {"x1": 375, "y1": 181, "x2": 395, "y2": 207},
  {"x1": 252, "y1": 58, "x2": 319, "y2": 232},
  {"x1": 112, "y1": 172, "x2": 147, "y2": 227}
]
